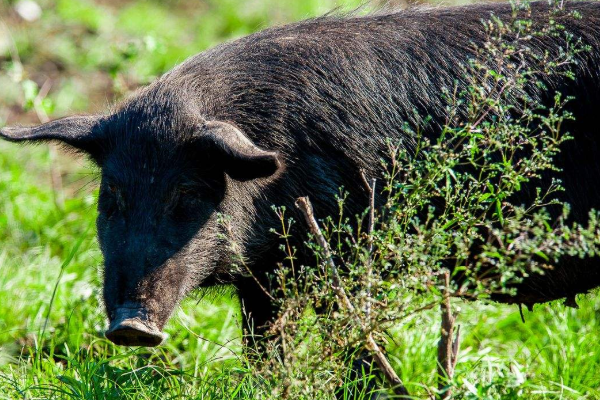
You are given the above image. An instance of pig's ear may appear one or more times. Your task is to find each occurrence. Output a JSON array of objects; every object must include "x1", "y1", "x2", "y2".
[
  {"x1": 200, "y1": 121, "x2": 282, "y2": 181},
  {"x1": 0, "y1": 115, "x2": 104, "y2": 160}
]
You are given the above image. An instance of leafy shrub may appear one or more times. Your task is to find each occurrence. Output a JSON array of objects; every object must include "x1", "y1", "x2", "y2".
[{"x1": 242, "y1": 3, "x2": 600, "y2": 398}]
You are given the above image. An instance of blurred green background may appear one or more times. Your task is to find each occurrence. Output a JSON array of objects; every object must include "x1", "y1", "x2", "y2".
[{"x1": 0, "y1": 0, "x2": 598, "y2": 398}]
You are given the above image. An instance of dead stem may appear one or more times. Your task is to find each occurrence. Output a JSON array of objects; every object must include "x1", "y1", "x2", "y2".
[{"x1": 296, "y1": 196, "x2": 409, "y2": 397}]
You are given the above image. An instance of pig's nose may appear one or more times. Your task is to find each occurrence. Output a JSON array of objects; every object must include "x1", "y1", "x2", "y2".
[{"x1": 105, "y1": 306, "x2": 166, "y2": 347}]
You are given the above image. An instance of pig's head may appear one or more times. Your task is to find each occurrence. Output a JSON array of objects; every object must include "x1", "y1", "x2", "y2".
[{"x1": 0, "y1": 101, "x2": 282, "y2": 346}]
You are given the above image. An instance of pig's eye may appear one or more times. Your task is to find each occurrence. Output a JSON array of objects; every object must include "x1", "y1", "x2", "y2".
[
  {"x1": 178, "y1": 180, "x2": 212, "y2": 197},
  {"x1": 102, "y1": 182, "x2": 125, "y2": 217},
  {"x1": 167, "y1": 183, "x2": 203, "y2": 211},
  {"x1": 105, "y1": 183, "x2": 122, "y2": 199},
  {"x1": 178, "y1": 185, "x2": 194, "y2": 195}
]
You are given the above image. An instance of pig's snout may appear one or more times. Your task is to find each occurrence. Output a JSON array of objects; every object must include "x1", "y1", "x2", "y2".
[{"x1": 105, "y1": 305, "x2": 166, "y2": 347}]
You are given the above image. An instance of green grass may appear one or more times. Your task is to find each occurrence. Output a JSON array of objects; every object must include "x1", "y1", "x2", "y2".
[
  {"x1": 0, "y1": 0, "x2": 599, "y2": 398},
  {"x1": 387, "y1": 296, "x2": 600, "y2": 398}
]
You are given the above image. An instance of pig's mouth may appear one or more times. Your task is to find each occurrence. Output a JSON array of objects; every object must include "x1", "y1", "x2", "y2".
[{"x1": 105, "y1": 305, "x2": 166, "y2": 347}]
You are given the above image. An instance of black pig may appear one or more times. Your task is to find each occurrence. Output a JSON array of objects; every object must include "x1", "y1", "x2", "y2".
[{"x1": 2, "y1": 1, "x2": 600, "y2": 348}]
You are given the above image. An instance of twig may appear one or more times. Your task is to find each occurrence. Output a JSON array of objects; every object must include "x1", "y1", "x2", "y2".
[
  {"x1": 451, "y1": 325, "x2": 461, "y2": 372},
  {"x1": 382, "y1": 300, "x2": 439, "y2": 324},
  {"x1": 437, "y1": 271, "x2": 460, "y2": 400},
  {"x1": 295, "y1": 196, "x2": 409, "y2": 397},
  {"x1": 296, "y1": 197, "x2": 354, "y2": 312},
  {"x1": 360, "y1": 170, "x2": 377, "y2": 248},
  {"x1": 360, "y1": 170, "x2": 377, "y2": 318}
]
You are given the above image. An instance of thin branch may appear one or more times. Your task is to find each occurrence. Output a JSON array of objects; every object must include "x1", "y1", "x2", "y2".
[
  {"x1": 382, "y1": 301, "x2": 439, "y2": 324},
  {"x1": 437, "y1": 271, "x2": 459, "y2": 400},
  {"x1": 360, "y1": 170, "x2": 377, "y2": 318},
  {"x1": 295, "y1": 196, "x2": 409, "y2": 397},
  {"x1": 451, "y1": 325, "x2": 461, "y2": 372},
  {"x1": 296, "y1": 197, "x2": 354, "y2": 313},
  {"x1": 360, "y1": 170, "x2": 377, "y2": 248}
]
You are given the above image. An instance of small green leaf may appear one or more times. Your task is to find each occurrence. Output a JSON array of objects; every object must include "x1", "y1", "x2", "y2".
[{"x1": 495, "y1": 199, "x2": 504, "y2": 224}]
